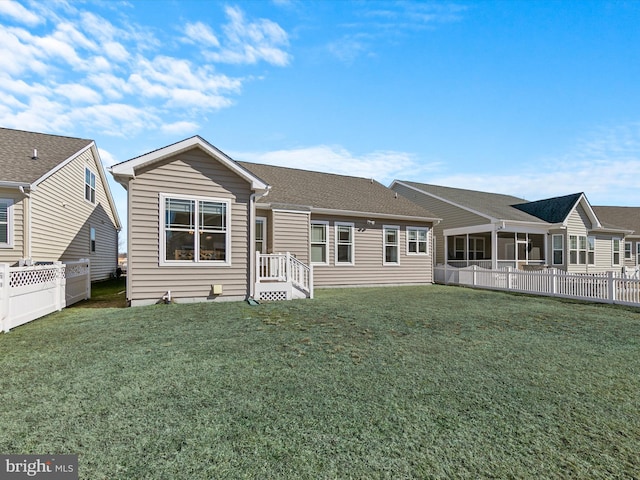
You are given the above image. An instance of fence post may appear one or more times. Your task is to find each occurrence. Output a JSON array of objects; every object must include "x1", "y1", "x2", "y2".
[
  {"x1": 551, "y1": 268, "x2": 557, "y2": 296},
  {"x1": 607, "y1": 271, "x2": 615, "y2": 304},
  {"x1": 84, "y1": 258, "x2": 91, "y2": 300},
  {"x1": 53, "y1": 261, "x2": 63, "y2": 311},
  {"x1": 285, "y1": 252, "x2": 291, "y2": 282},
  {"x1": 1, "y1": 263, "x2": 10, "y2": 332},
  {"x1": 472, "y1": 265, "x2": 477, "y2": 287},
  {"x1": 506, "y1": 266, "x2": 513, "y2": 289}
]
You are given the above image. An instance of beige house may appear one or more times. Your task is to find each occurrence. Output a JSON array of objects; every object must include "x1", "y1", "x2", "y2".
[
  {"x1": 391, "y1": 181, "x2": 632, "y2": 274},
  {"x1": 593, "y1": 206, "x2": 640, "y2": 273},
  {"x1": 110, "y1": 136, "x2": 440, "y2": 306},
  {"x1": 0, "y1": 128, "x2": 121, "y2": 281}
]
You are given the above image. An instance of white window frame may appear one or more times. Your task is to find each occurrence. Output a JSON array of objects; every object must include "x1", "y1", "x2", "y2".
[
  {"x1": 85, "y1": 167, "x2": 96, "y2": 204},
  {"x1": 624, "y1": 241, "x2": 632, "y2": 260},
  {"x1": 159, "y1": 193, "x2": 231, "y2": 267},
  {"x1": 383, "y1": 225, "x2": 400, "y2": 265},
  {"x1": 407, "y1": 227, "x2": 429, "y2": 255},
  {"x1": 335, "y1": 222, "x2": 355, "y2": 265},
  {"x1": 90, "y1": 226, "x2": 96, "y2": 253},
  {"x1": 569, "y1": 235, "x2": 591, "y2": 265},
  {"x1": 469, "y1": 236, "x2": 485, "y2": 260},
  {"x1": 552, "y1": 234, "x2": 563, "y2": 265},
  {"x1": 453, "y1": 236, "x2": 465, "y2": 260},
  {"x1": 587, "y1": 236, "x2": 595, "y2": 266},
  {"x1": 310, "y1": 221, "x2": 329, "y2": 265},
  {"x1": 637, "y1": 243, "x2": 640, "y2": 266},
  {"x1": 612, "y1": 238, "x2": 621, "y2": 266},
  {"x1": 256, "y1": 216, "x2": 267, "y2": 254},
  {"x1": 0, "y1": 198, "x2": 13, "y2": 248}
]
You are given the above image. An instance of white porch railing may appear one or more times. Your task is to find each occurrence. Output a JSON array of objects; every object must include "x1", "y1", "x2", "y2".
[
  {"x1": 255, "y1": 252, "x2": 313, "y2": 301},
  {"x1": 1, "y1": 259, "x2": 91, "y2": 332},
  {"x1": 435, "y1": 265, "x2": 640, "y2": 308}
]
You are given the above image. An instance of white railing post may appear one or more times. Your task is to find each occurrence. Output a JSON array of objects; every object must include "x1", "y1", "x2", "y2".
[
  {"x1": 53, "y1": 261, "x2": 63, "y2": 311},
  {"x1": 472, "y1": 265, "x2": 477, "y2": 287},
  {"x1": 84, "y1": 258, "x2": 91, "y2": 300},
  {"x1": 607, "y1": 271, "x2": 615, "y2": 304},
  {"x1": 256, "y1": 252, "x2": 262, "y2": 284},
  {"x1": 1, "y1": 263, "x2": 10, "y2": 332},
  {"x1": 285, "y1": 252, "x2": 291, "y2": 282}
]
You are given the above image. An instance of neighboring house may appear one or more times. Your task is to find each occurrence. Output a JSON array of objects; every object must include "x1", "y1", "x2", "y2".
[
  {"x1": 391, "y1": 181, "x2": 631, "y2": 273},
  {"x1": 0, "y1": 128, "x2": 121, "y2": 281},
  {"x1": 593, "y1": 206, "x2": 640, "y2": 272},
  {"x1": 109, "y1": 136, "x2": 440, "y2": 306}
]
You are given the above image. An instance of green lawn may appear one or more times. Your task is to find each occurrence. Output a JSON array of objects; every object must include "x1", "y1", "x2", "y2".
[{"x1": 1, "y1": 286, "x2": 639, "y2": 479}]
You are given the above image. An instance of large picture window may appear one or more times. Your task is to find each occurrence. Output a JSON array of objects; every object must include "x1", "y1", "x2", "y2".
[
  {"x1": 384, "y1": 226, "x2": 399, "y2": 265},
  {"x1": 335, "y1": 222, "x2": 354, "y2": 264},
  {"x1": 85, "y1": 167, "x2": 96, "y2": 204},
  {"x1": 161, "y1": 195, "x2": 230, "y2": 264},
  {"x1": 0, "y1": 199, "x2": 12, "y2": 247},
  {"x1": 310, "y1": 222, "x2": 328, "y2": 264},
  {"x1": 407, "y1": 227, "x2": 429, "y2": 255}
]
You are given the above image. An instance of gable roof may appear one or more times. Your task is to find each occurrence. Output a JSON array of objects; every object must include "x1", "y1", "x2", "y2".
[
  {"x1": 592, "y1": 206, "x2": 640, "y2": 235},
  {"x1": 512, "y1": 192, "x2": 584, "y2": 223},
  {"x1": 394, "y1": 181, "x2": 548, "y2": 223},
  {"x1": 0, "y1": 127, "x2": 93, "y2": 185},
  {"x1": 110, "y1": 135, "x2": 269, "y2": 191},
  {"x1": 240, "y1": 162, "x2": 439, "y2": 221}
]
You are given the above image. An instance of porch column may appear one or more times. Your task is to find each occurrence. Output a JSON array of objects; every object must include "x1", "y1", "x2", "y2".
[
  {"x1": 444, "y1": 234, "x2": 448, "y2": 266},
  {"x1": 544, "y1": 234, "x2": 549, "y2": 266},
  {"x1": 492, "y1": 229, "x2": 498, "y2": 270}
]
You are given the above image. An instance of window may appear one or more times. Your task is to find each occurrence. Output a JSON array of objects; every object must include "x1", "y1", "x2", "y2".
[
  {"x1": 454, "y1": 236, "x2": 465, "y2": 260},
  {"x1": 407, "y1": 227, "x2": 429, "y2": 255},
  {"x1": 384, "y1": 226, "x2": 399, "y2": 264},
  {"x1": 637, "y1": 243, "x2": 640, "y2": 266},
  {"x1": 625, "y1": 242, "x2": 632, "y2": 260},
  {"x1": 569, "y1": 235, "x2": 591, "y2": 265},
  {"x1": 85, "y1": 167, "x2": 96, "y2": 204},
  {"x1": 612, "y1": 238, "x2": 621, "y2": 266},
  {"x1": 469, "y1": 237, "x2": 485, "y2": 260},
  {"x1": 90, "y1": 227, "x2": 96, "y2": 253},
  {"x1": 310, "y1": 222, "x2": 328, "y2": 264},
  {"x1": 587, "y1": 236, "x2": 595, "y2": 265},
  {"x1": 0, "y1": 199, "x2": 12, "y2": 247},
  {"x1": 256, "y1": 217, "x2": 266, "y2": 253},
  {"x1": 552, "y1": 235, "x2": 563, "y2": 265},
  {"x1": 161, "y1": 195, "x2": 230, "y2": 264},
  {"x1": 335, "y1": 222, "x2": 354, "y2": 264}
]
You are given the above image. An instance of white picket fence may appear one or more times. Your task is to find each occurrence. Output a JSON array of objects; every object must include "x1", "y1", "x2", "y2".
[
  {"x1": 434, "y1": 265, "x2": 640, "y2": 307},
  {"x1": 0, "y1": 260, "x2": 91, "y2": 332}
]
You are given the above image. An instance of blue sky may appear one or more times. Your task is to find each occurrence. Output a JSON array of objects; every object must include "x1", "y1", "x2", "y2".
[{"x1": 1, "y1": 0, "x2": 639, "y2": 243}]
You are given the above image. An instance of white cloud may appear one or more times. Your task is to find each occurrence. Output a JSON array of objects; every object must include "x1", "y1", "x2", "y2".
[
  {"x1": 203, "y1": 5, "x2": 291, "y2": 66},
  {"x1": 234, "y1": 145, "x2": 438, "y2": 184},
  {"x1": 0, "y1": 2, "x2": 288, "y2": 137},
  {"x1": 0, "y1": 0, "x2": 41, "y2": 26},
  {"x1": 160, "y1": 121, "x2": 200, "y2": 135},
  {"x1": 427, "y1": 123, "x2": 640, "y2": 206},
  {"x1": 184, "y1": 21, "x2": 220, "y2": 47},
  {"x1": 98, "y1": 147, "x2": 118, "y2": 167}
]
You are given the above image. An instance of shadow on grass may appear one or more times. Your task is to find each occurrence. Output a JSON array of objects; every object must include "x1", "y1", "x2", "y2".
[{"x1": 71, "y1": 276, "x2": 127, "y2": 308}]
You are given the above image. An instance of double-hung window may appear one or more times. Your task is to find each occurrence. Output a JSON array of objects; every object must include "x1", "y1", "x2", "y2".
[
  {"x1": 587, "y1": 236, "x2": 595, "y2": 265},
  {"x1": 310, "y1": 222, "x2": 328, "y2": 264},
  {"x1": 552, "y1": 234, "x2": 564, "y2": 265},
  {"x1": 407, "y1": 227, "x2": 429, "y2": 255},
  {"x1": 612, "y1": 238, "x2": 621, "y2": 266},
  {"x1": 335, "y1": 222, "x2": 354, "y2": 265},
  {"x1": 0, "y1": 199, "x2": 12, "y2": 247},
  {"x1": 90, "y1": 227, "x2": 96, "y2": 253},
  {"x1": 625, "y1": 242, "x2": 632, "y2": 261},
  {"x1": 256, "y1": 217, "x2": 266, "y2": 253},
  {"x1": 161, "y1": 194, "x2": 230, "y2": 264},
  {"x1": 637, "y1": 243, "x2": 640, "y2": 266},
  {"x1": 384, "y1": 226, "x2": 400, "y2": 265},
  {"x1": 85, "y1": 167, "x2": 96, "y2": 204}
]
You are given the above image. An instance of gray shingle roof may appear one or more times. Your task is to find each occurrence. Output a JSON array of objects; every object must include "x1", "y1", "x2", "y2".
[
  {"x1": 239, "y1": 162, "x2": 439, "y2": 220},
  {"x1": 0, "y1": 127, "x2": 93, "y2": 184},
  {"x1": 398, "y1": 181, "x2": 548, "y2": 223},
  {"x1": 592, "y1": 206, "x2": 640, "y2": 235},
  {"x1": 513, "y1": 193, "x2": 583, "y2": 223}
]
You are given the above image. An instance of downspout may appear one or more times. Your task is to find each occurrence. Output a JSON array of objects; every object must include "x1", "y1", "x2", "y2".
[
  {"x1": 18, "y1": 185, "x2": 32, "y2": 261},
  {"x1": 249, "y1": 188, "x2": 270, "y2": 299}
]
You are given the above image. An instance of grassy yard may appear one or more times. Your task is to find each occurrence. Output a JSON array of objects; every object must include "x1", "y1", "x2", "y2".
[{"x1": 1, "y1": 286, "x2": 638, "y2": 479}]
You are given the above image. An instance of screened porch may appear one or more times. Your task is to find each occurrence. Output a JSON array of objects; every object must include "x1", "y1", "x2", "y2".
[{"x1": 445, "y1": 230, "x2": 547, "y2": 270}]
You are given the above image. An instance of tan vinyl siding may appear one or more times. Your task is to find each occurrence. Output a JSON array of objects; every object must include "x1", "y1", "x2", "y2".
[
  {"x1": 0, "y1": 189, "x2": 24, "y2": 264},
  {"x1": 392, "y1": 183, "x2": 488, "y2": 265},
  {"x1": 271, "y1": 210, "x2": 310, "y2": 264},
  {"x1": 127, "y1": 148, "x2": 252, "y2": 303},
  {"x1": 29, "y1": 149, "x2": 118, "y2": 280},
  {"x1": 311, "y1": 214, "x2": 433, "y2": 287},
  {"x1": 565, "y1": 207, "x2": 590, "y2": 273}
]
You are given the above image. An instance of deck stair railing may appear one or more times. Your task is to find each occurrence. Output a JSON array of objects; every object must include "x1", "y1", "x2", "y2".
[{"x1": 255, "y1": 253, "x2": 313, "y2": 300}]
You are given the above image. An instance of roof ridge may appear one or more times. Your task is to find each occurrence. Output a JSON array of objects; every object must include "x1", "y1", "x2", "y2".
[
  {"x1": 238, "y1": 160, "x2": 384, "y2": 183},
  {"x1": 0, "y1": 126, "x2": 92, "y2": 143}
]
